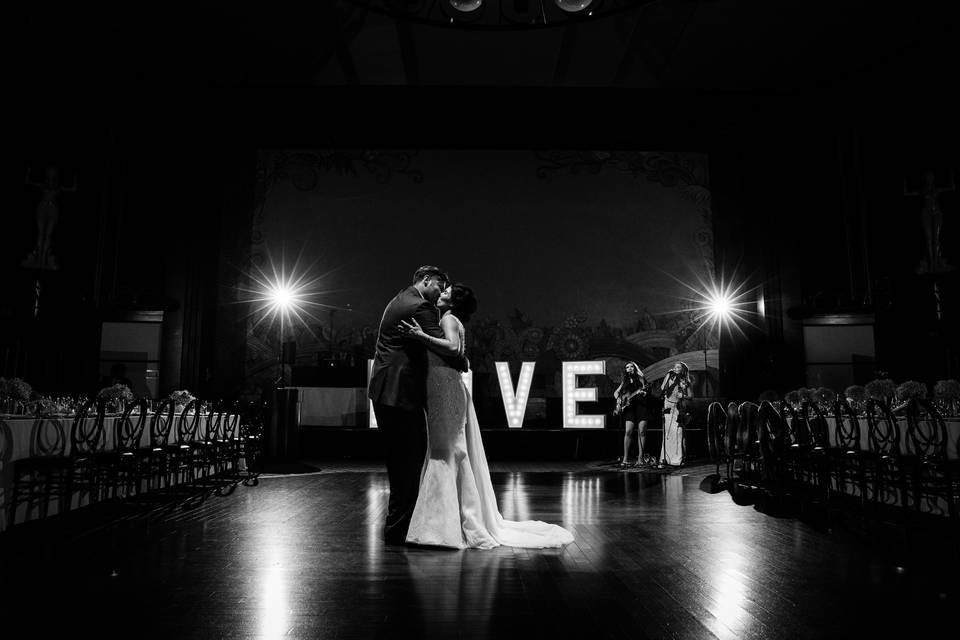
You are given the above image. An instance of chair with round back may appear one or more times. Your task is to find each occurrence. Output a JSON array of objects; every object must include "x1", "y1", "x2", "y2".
[
  {"x1": 706, "y1": 401, "x2": 727, "y2": 478},
  {"x1": 736, "y1": 402, "x2": 763, "y2": 490},
  {"x1": 7, "y1": 405, "x2": 71, "y2": 526},
  {"x1": 757, "y1": 400, "x2": 788, "y2": 491},
  {"x1": 139, "y1": 396, "x2": 176, "y2": 491},
  {"x1": 904, "y1": 398, "x2": 955, "y2": 520},
  {"x1": 68, "y1": 398, "x2": 108, "y2": 506},
  {"x1": 722, "y1": 401, "x2": 740, "y2": 487},
  {"x1": 828, "y1": 398, "x2": 867, "y2": 511},
  {"x1": 168, "y1": 398, "x2": 203, "y2": 487},
  {"x1": 101, "y1": 398, "x2": 149, "y2": 500},
  {"x1": 863, "y1": 398, "x2": 907, "y2": 515}
]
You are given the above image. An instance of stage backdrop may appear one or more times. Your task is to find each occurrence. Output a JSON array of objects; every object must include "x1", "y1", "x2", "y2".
[{"x1": 243, "y1": 149, "x2": 718, "y2": 428}]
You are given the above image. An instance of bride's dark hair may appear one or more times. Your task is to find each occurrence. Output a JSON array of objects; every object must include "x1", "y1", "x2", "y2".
[{"x1": 447, "y1": 283, "x2": 477, "y2": 323}]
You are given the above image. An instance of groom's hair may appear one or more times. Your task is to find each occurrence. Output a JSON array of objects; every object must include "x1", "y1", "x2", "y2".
[{"x1": 412, "y1": 265, "x2": 449, "y2": 286}]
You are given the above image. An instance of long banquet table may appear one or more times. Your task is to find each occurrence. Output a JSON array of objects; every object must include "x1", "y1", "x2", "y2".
[
  {"x1": 822, "y1": 415, "x2": 960, "y2": 460},
  {"x1": 817, "y1": 415, "x2": 960, "y2": 513},
  {"x1": 0, "y1": 411, "x2": 241, "y2": 533}
]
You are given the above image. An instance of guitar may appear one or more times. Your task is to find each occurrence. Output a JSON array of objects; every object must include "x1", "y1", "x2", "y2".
[{"x1": 614, "y1": 383, "x2": 649, "y2": 415}]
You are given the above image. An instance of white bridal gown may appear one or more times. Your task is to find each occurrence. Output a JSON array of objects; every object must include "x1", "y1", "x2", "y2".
[{"x1": 405, "y1": 319, "x2": 574, "y2": 550}]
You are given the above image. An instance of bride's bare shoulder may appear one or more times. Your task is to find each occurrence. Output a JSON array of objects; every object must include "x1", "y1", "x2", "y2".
[{"x1": 440, "y1": 312, "x2": 463, "y2": 331}]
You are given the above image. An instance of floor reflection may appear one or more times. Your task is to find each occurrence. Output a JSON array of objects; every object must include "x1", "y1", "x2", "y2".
[
  {"x1": 498, "y1": 472, "x2": 530, "y2": 521},
  {"x1": 562, "y1": 475, "x2": 600, "y2": 525},
  {"x1": 400, "y1": 547, "x2": 512, "y2": 638},
  {"x1": 259, "y1": 545, "x2": 290, "y2": 640}
]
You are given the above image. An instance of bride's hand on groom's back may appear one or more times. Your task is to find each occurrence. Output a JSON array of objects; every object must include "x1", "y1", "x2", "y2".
[{"x1": 398, "y1": 318, "x2": 426, "y2": 340}]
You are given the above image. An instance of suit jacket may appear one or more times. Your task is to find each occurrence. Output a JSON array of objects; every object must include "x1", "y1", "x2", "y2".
[{"x1": 368, "y1": 286, "x2": 444, "y2": 412}]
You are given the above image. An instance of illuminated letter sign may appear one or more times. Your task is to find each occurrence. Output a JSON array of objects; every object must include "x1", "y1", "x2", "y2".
[
  {"x1": 562, "y1": 361, "x2": 606, "y2": 429},
  {"x1": 495, "y1": 362, "x2": 535, "y2": 428}
]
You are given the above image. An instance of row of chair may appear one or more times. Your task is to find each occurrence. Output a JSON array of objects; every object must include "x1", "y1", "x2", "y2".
[
  {"x1": 7, "y1": 397, "x2": 263, "y2": 528},
  {"x1": 707, "y1": 398, "x2": 960, "y2": 523}
]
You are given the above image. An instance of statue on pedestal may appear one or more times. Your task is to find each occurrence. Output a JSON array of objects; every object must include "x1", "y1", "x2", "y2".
[
  {"x1": 904, "y1": 169, "x2": 954, "y2": 275},
  {"x1": 22, "y1": 166, "x2": 76, "y2": 271}
]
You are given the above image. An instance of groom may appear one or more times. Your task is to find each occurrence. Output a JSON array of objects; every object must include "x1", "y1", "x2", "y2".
[{"x1": 369, "y1": 265, "x2": 451, "y2": 545}]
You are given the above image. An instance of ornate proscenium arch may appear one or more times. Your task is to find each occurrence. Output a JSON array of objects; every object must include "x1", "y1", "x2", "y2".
[
  {"x1": 643, "y1": 349, "x2": 718, "y2": 384},
  {"x1": 343, "y1": 0, "x2": 656, "y2": 30}
]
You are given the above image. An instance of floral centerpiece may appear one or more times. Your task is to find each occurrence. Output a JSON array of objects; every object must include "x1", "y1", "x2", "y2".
[
  {"x1": 784, "y1": 389, "x2": 802, "y2": 409},
  {"x1": 865, "y1": 378, "x2": 897, "y2": 405},
  {"x1": 0, "y1": 377, "x2": 33, "y2": 401},
  {"x1": 812, "y1": 387, "x2": 837, "y2": 412},
  {"x1": 844, "y1": 385, "x2": 867, "y2": 414},
  {"x1": 169, "y1": 389, "x2": 195, "y2": 412},
  {"x1": 98, "y1": 383, "x2": 135, "y2": 413},
  {"x1": 895, "y1": 380, "x2": 927, "y2": 401},
  {"x1": 933, "y1": 379, "x2": 960, "y2": 416},
  {"x1": 0, "y1": 377, "x2": 33, "y2": 414},
  {"x1": 892, "y1": 380, "x2": 927, "y2": 412}
]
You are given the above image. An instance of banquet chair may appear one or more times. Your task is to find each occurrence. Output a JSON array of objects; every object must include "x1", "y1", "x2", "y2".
[
  {"x1": 218, "y1": 405, "x2": 242, "y2": 480},
  {"x1": 166, "y1": 398, "x2": 203, "y2": 487},
  {"x1": 65, "y1": 398, "x2": 109, "y2": 509},
  {"x1": 188, "y1": 401, "x2": 224, "y2": 482},
  {"x1": 722, "y1": 402, "x2": 740, "y2": 488},
  {"x1": 863, "y1": 399, "x2": 908, "y2": 519},
  {"x1": 903, "y1": 398, "x2": 956, "y2": 521},
  {"x1": 735, "y1": 402, "x2": 764, "y2": 490},
  {"x1": 779, "y1": 402, "x2": 829, "y2": 514},
  {"x1": 137, "y1": 397, "x2": 176, "y2": 491},
  {"x1": 7, "y1": 405, "x2": 71, "y2": 526},
  {"x1": 706, "y1": 402, "x2": 728, "y2": 478},
  {"x1": 99, "y1": 398, "x2": 149, "y2": 500},
  {"x1": 827, "y1": 399, "x2": 867, "y2": 511},
  {"x1": 757, "y1": 400, "x2": 788, "y2": 491},
  {"x1": 800, "y1": 401, "x2": 831, "y2": 491}
]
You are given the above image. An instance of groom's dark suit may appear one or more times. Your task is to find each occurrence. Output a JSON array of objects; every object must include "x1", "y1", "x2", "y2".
[{"x1": 369, "y1": 286, "x2": 444, "y2": 543}]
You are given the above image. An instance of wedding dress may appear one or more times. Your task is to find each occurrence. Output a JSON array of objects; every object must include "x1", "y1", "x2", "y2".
[{"x1": 405, "y1": 318, "x2": 574, "y2": 550}]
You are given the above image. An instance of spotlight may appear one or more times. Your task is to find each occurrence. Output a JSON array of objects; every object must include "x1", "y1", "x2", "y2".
[
  {"x1": 237, "y1": 252, "x2": 331, "y2": 388},
  {"x1": 267, "y1": 282, "x2": 300, "y2": 315},
  {"x1": 707, "y1": 292, "x2": 733, "y2": 322}
]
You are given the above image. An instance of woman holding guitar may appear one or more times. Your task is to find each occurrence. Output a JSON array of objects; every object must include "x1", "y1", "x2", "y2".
[{"x1": 613, "y1": 362, "x2": 652, "y2": 468}]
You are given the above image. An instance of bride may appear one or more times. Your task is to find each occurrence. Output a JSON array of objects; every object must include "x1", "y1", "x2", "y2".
[{"x1": 398, "y1": 283, "x2": 574, "y2": 549}]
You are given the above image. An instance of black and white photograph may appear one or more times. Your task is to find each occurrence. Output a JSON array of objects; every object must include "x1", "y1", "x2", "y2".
[{"x1": 3, "y1": 2, "x2": 958, "y2": 638}]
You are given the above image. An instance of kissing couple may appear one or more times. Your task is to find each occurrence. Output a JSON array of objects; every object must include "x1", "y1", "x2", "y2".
[{"x1": 368, "y1": 265, "x2": 574, "y2": 549}]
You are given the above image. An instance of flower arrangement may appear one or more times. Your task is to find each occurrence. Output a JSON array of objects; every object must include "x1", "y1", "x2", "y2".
[
  {"x1": 895, "y1": 380, "x2": 927, "y2": 402},
  {"x1": 865, "y1": 378, "x2": 897, "y2": 403},
  {"x1": 813, "y1": 387, "x2": 837, "y2": 408},
  {"x1": 784, "y1": 390, "x2": 802, "y2": 407},
  {"x1": 98, "y1": 384, "x2": 135, "y2": 402},
  {"x1": 0, "y1": 377, "x2": 33, "y2": 401},
  {"x1": 844, "y1": 385, "x2": 867, "y2": 412},
  {"x1": 169, "y1": 389, "x2": 195, "y2": 408},
  {"x1": 933, "y1": 379, "x2": 960, "y2": 416},
  {"x1": 933, "y1": 379, "x2": 960, "y2": 400}
]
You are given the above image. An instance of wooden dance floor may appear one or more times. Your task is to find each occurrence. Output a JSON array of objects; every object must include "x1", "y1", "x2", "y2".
[{"x1": 1, "y1": 460, "x2": 957, "y2": 639}]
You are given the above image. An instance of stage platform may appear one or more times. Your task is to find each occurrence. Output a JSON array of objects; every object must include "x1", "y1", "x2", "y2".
[{"x1": 298, "y1": 426, "x2": 708, "y2": 461}]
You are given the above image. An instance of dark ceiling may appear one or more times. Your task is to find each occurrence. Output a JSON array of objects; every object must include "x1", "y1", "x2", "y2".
[
  {"x1": 17, "y1": 1, "x2": 954, "y2": 91},
  {"x1": 14, "y1": 1, "x2": 958, "y2": 154}
]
